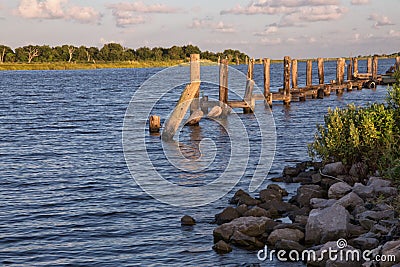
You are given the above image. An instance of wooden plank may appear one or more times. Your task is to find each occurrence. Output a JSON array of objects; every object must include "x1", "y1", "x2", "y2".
[
  {"x1": 253, "y1": 94, "x2": 266, "y2": 100},
  {"x1": 336, "y1": 58, "x2": 345, "y2": 85},
  {"x1": 227, "y1": 100, "x2": 249, "y2": 108},
  {"x1": 347, "y1": 59, "x2": 353, "y2": 81},
  {"x1": 219, "y1": 59, "x2": 229, "y2": 104},
  {"x1": 247, "y1": 58, "x2": 254, "y2": 80},
  {"x1": 318, "y1": 58, "x2": 324, "y2": 85},
  {"x1": 162, "y1": 82, "x2": 201, "y2": 141},
  {"x1": 353, "y1": 58, "x2": 358, "y2": 76},
  {"x1": 306, "y1": 59, "x2": 312, "y2": 87},
  {"x1": 396, "y1": 56, "x2": 400, "y2": 71},
  {"x1": 367, "y1": 57, "x2": 372, "y2": 74}
]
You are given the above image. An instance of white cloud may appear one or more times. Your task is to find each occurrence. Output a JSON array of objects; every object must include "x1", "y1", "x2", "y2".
[
  {"x1": 351, "y1": 0, "x2": 370, "y2": 5},
  {"x1": 15, "y1": 0, "x2": 101, "y2": 24},
  {"x1": 189, "y1": 18, "x2": 236, "y2": 34},
  {"x1": 389, "y1": 29, "x2": 400, "y2": 38},
  {"x1": 261, "y1": 37, "x2": 282, "y2": 45},
  {"x1": 368, "y1": 13, "x2": 394, "y2": 28},
  {"x1": 107, "y1": 1, "x2": 180, "y2": 27},
  {"x1": 254, "y1": 26, "x2": 278, "y2": 36}
]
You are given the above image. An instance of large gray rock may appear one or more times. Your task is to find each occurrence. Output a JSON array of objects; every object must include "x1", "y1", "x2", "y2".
[
  {"x1": 367, "y1": 177, "x2": 391, "y2": 188},
  {"x1": 244, "y1": 207, "x2": 270, "y2": 217},
  {"x1": 292, "y1": 185, "x2": 326, "y2": 208},
  {"x1": 267, "y1": 228, "x2": 304, "y2": 245},
  {"x1": 275, "y1": 239, "x2": 305, "y2": 252},
  {"x1": 230, "y1": 230, "x2": 264, "y2": 249},
  {"x1": 350, "y1": 236, "x2": 379, "y2": 250},
  {"x1": 310, "y1": 198, "x2": 337, "y2": 209},
  {"x1": 353, "y1": 183, "x2": 374, "y2": 199},
  {"x1": 215, "y1": 207, "x2": 240, "y2": 225},
  {"x1": 322, "y1": 162, "x2": 347, "y2": 176},
  {"x1": 380, "y1": 240, "x2": 400, "y2": 267},
  {"x1": 259, "y1": 188, "x2": 282, "y2": 202},
  {"x1": 328, "y1": 182, "x2": 353, "y2": 199},
  {"x1": 181, "y1": 215, "x2": 196, "y2": 226},
  {"x1": 336, "y1": 192, "x2": 364, "y2": 210},
  {"x1": 305, "y1": 204, "x2": 350, "y2": 245},
  {"x1": 213, "y1": 216, "x2": 273, "y2": 242}
]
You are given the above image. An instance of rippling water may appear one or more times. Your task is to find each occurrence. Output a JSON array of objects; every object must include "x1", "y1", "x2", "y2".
[{"x1": 0, "y1": 59, "x2": 395, "y2": 266}]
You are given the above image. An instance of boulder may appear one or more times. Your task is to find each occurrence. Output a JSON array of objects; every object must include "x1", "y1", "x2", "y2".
[
  {"x1": 230, "y1": 189, "x2": 249, "y2": 204},
  {"x1": 336, "y1": 192, "x2": 364, "y2": 211},
  {"x1": 275, "y1": 239, "x2": 305, "y2": 252},
  {"x1": 380, "y1": 240, "x2": 400, "y2": 267},
  {"x1": 213, "y1": 216, "x2": 274, "y2": 243},
  {"x1": 292, "y1": 185, "x2": 326, "y2": 207},
  {"x1": 267, "y1": 184, "x2": 289, "y2": 196},
  {"x1": 356, "y1": 210, "x2": 395, "y2": 221},
  {"x1": 215, "y1": 207, "x2": 240, "y2": 225},
  {"x1": 310, "y1": 198, "x2": 337, "y2": 209},
  {"x1": 259, "y1": 188, "x2": 282, "y2": 202},
  {"x1": 328, "y1": 182, "x2": 353, "y2": 199},
  {"x1": 238, "y1": 194, "x2": 261, "y2": 206},
  {"x1": 212, "y1": 240, "x2": 232, "y2": 254},
  {"x1": 367, "y1": 177, "x2": 391, "y2": 188},
  {"x1": 307, "y1": 241, "x2": 362, "y2": 267},
  {"x1": 230, "y1": 230, "x2": 264, "y2": 249},
  {"x1": 311, "y1": 173, "x2": 322, "y2": 184},
  {"x1": 259, "y1": 199, "x2": 298, "y2": 215},
  {"x1": 353, "y1": 183, "x2": 374, "y2": 199},
  {"x1": 236, "y1": 204, "x2": 248, "y2": 216},
  {"x1": 244, "y1": 207, "x2": 270, "y2": 217},
  {"x1": 283, "y1": 166, "x2": 302, "y2": 177},
  {"x1": 305, "y1": 204, "x2": 350, "y2": 245},
  {"x1": 322, "y1": 162, "x2": 347, "y2": 176},
  {"x1": 267, "y1": 228, "x2": 304, "y2": 245},
  {"x1": 181, "y1": 215, "x2": 196, "y2": 226},
  {"x1": 349, "y1": 236, "x2": 379, "y2": 250},
  {"x1": 294, "y1": 215, "x2": 309, "y2": 226},
  {"x1": 348, "y1": 223, "x2": 368, "y2": 238},
  {"x1": 375, "y1": 187, "x2": 398, "y2": 197}
]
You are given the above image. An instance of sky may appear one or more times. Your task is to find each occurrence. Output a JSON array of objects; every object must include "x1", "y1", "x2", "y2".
[{"x1": 0, "y1": 0, "x2": 399, "y2": 58}]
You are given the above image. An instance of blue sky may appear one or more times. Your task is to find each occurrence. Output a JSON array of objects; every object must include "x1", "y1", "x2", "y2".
[{"x1": 0, "y1": 0, "x2": 399, "y2": 58}]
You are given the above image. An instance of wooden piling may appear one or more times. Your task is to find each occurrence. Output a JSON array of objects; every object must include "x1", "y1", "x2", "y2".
[
  {"x1": 190, "y1": 54, "x2": 200, "y2": 117},
  {"x1": 149, "y1": 115, "x2": 161, "y2": 133},
  {"x1": 336, "y1": 58, "x2": 345, "y2": 85},
  {"x1": 283, "y1": 56, "x2": 291, "y2": 105},
  {"x1": 243, "y1": 79, "x2": 255, "y2": 114},
  {"x1": 292, "y1": 59, "x2": 298, "y2": 88},
  {"x1": 219, "y1": 59, "x2": 229, "y2": 104},
  {"x1": 247, "y1": 58, "x2": 254, "y2": 80},
  {"x1": 367, "y1": 57, "x2": 372, "y2": 74},
  {"x1": 353, "y1": 58, "x2": 358, "y2": 76},
  {"x1": 236, "y1": 55, "x2": 240, "y2": 65},
  {"x1": 396, "y1": 56, "x2": 400, "y2": 71},
  {"x1": 347, "y1": 59, "x2": 353, "y2": 81},
  {"x1": 162, "y1": 82, "x2": 201, "y2": 141},
  {"x1": 263, "y1": 58, "x2": 271, "y2": 99},
  {"x1": 372, "y1": 56, "x2": 378, "y2": 80},
  {"x1": 306, "y1": 59, "x2": 312, "y2": 87},
  {"x1": 318, "y1": 58, "x2": 324, "y2": 85}
]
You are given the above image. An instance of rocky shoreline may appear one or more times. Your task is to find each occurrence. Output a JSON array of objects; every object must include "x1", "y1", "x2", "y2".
[{"x1": 207, "y1": 161, "x2": 399, "y2": 266}]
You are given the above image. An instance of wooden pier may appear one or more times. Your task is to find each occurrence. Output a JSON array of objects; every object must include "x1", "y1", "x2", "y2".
[{"x1": 158, "y1": 54, "x2": 399, "y2": 140}]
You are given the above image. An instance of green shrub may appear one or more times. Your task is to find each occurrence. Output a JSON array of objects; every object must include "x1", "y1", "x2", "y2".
[{"x1": 309, "y1": 72, "x2": 400, "y2": 179}]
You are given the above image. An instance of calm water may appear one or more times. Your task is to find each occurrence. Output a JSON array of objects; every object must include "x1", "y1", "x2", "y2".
[{"x1": 0, "y1": 59, "x2": 395, "y2": 266}]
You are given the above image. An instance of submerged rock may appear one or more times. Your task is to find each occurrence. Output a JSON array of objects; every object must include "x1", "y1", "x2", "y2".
[
  {"x1": 181, "y1": 215, "x2": 196, "y2": 226},
  {"x1": 212, "y1": 240, "x2": 232, "y2": 254}
]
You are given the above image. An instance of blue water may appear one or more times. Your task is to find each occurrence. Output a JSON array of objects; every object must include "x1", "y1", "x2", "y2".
[{"x1": 0, "y1": 59, "x2": 395, "y2": 266}]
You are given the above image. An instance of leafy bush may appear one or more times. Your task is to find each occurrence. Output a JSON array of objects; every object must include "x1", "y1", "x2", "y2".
[{"x1": 309, "y1": 72, "x2": 400, "y2": 180}]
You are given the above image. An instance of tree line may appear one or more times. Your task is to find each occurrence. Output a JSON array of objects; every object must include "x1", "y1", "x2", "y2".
[{"x1": 0, "y1": 43, "x2": 248, "y2": 64}]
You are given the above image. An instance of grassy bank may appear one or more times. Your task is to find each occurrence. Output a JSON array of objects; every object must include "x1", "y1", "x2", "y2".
[{"x1": 0, "y1": 60, "x2": 199, "y2": 71}]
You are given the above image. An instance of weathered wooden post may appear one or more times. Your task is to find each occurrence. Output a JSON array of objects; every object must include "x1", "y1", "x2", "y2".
[
  {"x1": 219, "y1": 59, "x2": 229, "y2": 104},
  {"x1": 236, "y1": 55, "x2": 240, "y2": 65},
  {"x1": 396, "y1": 56, "x2": 400, "y2": 71},
  {"x1": 318, "y1": 58, "x2": 324, "y2": 85},
  {"x1": 347, "y1": 59, "x2": 353, "y2": 81},
  {"x1": 283, "y1": 56, "x2": 291, "y2": 105},
  {"x1": 353, "y1": 58, "x2": 358, "y2": 76},
  {"x1": 243, "y1": 79, "x2": 255, "y2": 114},
  {"x1": 190, "y1": 54, "x2": 201, "y2": 117},
  {"x1": 306, "y1": 59, "x2": 313, "y2": 87},
  {"x1": 263, "y1": 58, "x2": 271, "y2": 102},
  {"x1": 292, "y1": 59, "x2": 298, "y2": 88},
  {"x1": 367, "y1": 57, "x2": 372, "y2": 75},
  {"x1": 247, "y1": 58, "x2": 254, "y2": 80},
  {"x1": 372, "y1": 56, "x2": 378, "y2": 80},
  {"x1": 336, "y1": 58, "x2": 345, "y2": 85},
  {"x1": 200, "y1": 96, "x2": 209, "y2": 114},
  {"x1": 149, "y1": 115, "x2": 161, "y2": 133}
]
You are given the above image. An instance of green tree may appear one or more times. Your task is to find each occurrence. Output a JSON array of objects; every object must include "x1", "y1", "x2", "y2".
[
  {"x1": 168, "y1": 46, "x2": 184, "y2": 60},
  {"x1": 0, "y1": 45, "x2": 14, "y2": 63},
  {"x1": 136, "y1": 46, "x2": 152, "y2": 61}
]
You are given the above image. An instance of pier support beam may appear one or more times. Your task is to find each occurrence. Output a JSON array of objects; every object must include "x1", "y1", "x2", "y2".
[
  {"x1": 306, "y1": 59, "x2": 313, "y2": 87},
  {"x1": 372, "y1": 56, "x2": 378, "y2": 80},
  {"x1": 149, "y1": 115, "x2": 161, "y2": 133},
  {"x1": 190, "y1": 54, "x2": 201, "y2": 117},
  {"x1": 243, "y1": 79, "x2": 255, "y2": 114},
  {"x1": 318, "y1": 58, "x2": 324, "y2": 85},
  {"x1": 283, "y1": 56, "x2": 291, "y2": 105},
  {"x1": 347, "y1": 59, "x2": 353, "y2": 81},
  {"x1": 336, "y1": 58, "x2": 345, "y2": 85},
  {"x1": 396, "y1": 56, "x2": 400, "y2": 71},
  {"x1": 367, "y1": 57, "x2": 372, "y2": 75},
  {"x1": 292, "y1": 59, "x2": 298, "y2": 89},
  {"x1": 353, "y1": 58, "x2": 358, "y2": 76},
  {"x1": 247, "y1": 58, "x2": 254, "y2": 80},
  {"x1": 263, "y1": 58, "x2": 271, "y2": 106},
  {"x1": 219, "y1": 59, "x2": 229, "y2": 104}
]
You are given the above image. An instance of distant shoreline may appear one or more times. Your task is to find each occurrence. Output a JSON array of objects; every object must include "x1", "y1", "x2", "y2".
[{"x1": 0, "y1": 56, "x2": 396, "y2": 71}]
